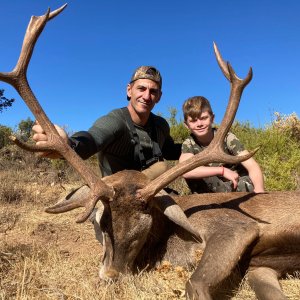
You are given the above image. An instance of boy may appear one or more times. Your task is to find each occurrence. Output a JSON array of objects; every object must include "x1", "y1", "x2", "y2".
[{"x1": 179, "y1": 96, "x2": 265, "y2": 193}]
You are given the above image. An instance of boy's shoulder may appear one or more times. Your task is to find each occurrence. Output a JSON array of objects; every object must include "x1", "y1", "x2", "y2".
[
  {"x1": 225, "y1": 131, "x2": 245, "y2": 155},
  {"x1": 182, "y1": 135, "x2": 204, "y2": 154}
]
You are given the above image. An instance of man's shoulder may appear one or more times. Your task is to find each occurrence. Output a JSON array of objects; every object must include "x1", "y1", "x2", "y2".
[
  {"x1": 90, "y1": 108, "x2": 127, "y2": 132},
  {"x1": 96, "y1": 108, "x2": 126, "y2": 123},
  {"x1": 107, "y1": 107, "x2": 126, "y2": 118},
  {"x1": 151, "y1": 113, "x2": 170, "y2": 130}
]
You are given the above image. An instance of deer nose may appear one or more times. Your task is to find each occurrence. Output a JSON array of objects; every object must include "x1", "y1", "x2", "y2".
[{"x1": 99, "y1": 267, "x2": 120, "y2": 281}]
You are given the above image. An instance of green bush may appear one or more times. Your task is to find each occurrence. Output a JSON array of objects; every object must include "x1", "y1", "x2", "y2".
[
  {"x1": 166, "y1": 110, "x2": 300, "y2": 192},
  {"x1": 0, "y1": 125, "x2": 13, "y2": 149},
  {"x1": 229, "y1": 117, "x2": 300, "y2": 191}
]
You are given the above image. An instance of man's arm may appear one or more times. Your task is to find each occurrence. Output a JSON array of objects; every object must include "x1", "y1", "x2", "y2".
[
  {"x1": 69, "y1": 131, "x2": 98, "y2": 160},
  {"x1": 162, "y1": 136, "x2": 182, "y2": 160}
]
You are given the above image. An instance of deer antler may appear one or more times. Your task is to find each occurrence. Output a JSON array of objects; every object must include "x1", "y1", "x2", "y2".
[
  {"x1": 138, "y1": 42, "x2": 258, "y2": 201},
  {"x1": 0, "y1": 5, "x2": 114, "y2": 223}
]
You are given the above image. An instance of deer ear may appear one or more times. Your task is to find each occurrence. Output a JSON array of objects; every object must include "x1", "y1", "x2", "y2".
[{"x1": 150, "y1": 194, "x2": 203, "y2": 243}]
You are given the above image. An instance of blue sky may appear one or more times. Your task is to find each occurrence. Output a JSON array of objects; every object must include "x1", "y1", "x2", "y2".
[{"x1": 0, "y1": 1, "x2": 299, "y2": 133}]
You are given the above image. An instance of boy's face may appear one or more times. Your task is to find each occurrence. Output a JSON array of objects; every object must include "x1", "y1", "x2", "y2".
[{"x1": 184, "y1": 111, "x2": 214, "y2": 139}]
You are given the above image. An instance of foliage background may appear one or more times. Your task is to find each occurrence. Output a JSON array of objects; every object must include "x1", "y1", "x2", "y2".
[{"x1": 1, "y1": 110, "x2": 299, "y2": 192}]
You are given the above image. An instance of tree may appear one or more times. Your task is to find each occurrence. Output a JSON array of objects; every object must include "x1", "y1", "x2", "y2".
[
  {"x1": 0, "y1": 89, "x2": 14, "y2": 112},
  {"x1": 0, "y1": 125, "x2": 13, "y2": 148},
  {"x1": 18, "y1": 117, "x2": 34, "y2": 142}
]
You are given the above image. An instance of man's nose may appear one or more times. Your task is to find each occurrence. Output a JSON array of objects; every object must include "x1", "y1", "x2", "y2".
[{"x1": 143, "y1": 89, "x2": 151, "y2": 100}]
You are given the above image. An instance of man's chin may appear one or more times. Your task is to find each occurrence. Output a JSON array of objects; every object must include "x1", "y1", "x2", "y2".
[{"x1": 137, "y1": 105, "x2": 153, "y2": 114}]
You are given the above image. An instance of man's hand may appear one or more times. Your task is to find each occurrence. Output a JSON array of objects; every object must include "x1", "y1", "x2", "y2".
[{"x1": 32, "y1": 121, "x2": 69, "y2": 159}]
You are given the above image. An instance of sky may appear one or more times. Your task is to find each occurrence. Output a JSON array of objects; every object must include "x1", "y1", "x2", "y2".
[{"x1": 0, "y1": 0, "x2": 299, "y2": 133}]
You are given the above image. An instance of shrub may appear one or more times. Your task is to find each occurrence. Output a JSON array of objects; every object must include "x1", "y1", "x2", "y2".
[
  {"x1": 165, "y1": 109, "x2": 300, "y2": 192},
  {"x1": 272, "y1": 112, "x2": 300, "y2": 143},
  {"x1": 0, "y1": 125, "x2": 13, "y2": 149},
  {"x1": 231, "y1": 117, "x2": 300, "y2": 191}
]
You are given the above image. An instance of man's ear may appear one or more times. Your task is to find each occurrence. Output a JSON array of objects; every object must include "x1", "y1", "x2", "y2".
[
  {"x1": 155, "y1": 90, "x2": 162, "y2": 104},
  {"x1": 127, "y1": 84, "x2": 132, "y2": 99}
]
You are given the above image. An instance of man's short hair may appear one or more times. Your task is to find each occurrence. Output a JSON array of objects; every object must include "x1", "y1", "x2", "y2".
[
  {"x1": 127, "y1": 66, "x2": 162, "y2": 100},
  {"x1": 183, "y1": 96, "x2": 214, "y2": 121}
]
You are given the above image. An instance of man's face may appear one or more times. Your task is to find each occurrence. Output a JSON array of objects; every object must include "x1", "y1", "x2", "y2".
[
  {"x1": 127, "y1": 79, "x2": 161, "y2": 115},
  {"x1": 185, "y1": 111, "x2": 214, "y2": 139}
]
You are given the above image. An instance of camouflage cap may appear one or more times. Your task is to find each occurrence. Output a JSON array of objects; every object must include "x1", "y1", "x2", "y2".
[
  {"x1": 129, "y1": 66, "x2": 162, "y2": 88},
  {"x1": 127, "y1": 66, "x2": 162, "y2": 101}
]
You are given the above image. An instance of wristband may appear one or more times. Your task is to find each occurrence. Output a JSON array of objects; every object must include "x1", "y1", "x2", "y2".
[{"x1": 221, "y1": 166, "x2": 224, "y2": 176}]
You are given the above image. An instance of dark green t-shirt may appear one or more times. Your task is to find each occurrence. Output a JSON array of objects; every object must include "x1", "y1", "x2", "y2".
[{"x1": 70, "y1": 107, "x2": 181, "y2": 176}]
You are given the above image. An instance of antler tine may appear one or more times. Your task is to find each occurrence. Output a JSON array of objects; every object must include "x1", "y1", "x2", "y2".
[
  {"x1": 46, "y1": 194, "x2": 100, "y2": 223},
  {"x1": 138, "y1": 43, "x2": 254, "y2": 202},
  {"x1": 213, "y1": 41, "x2": 231, "y2": 80},
  {"x1": 0, "y1": 5, "x2": 114, "y2": 221},
  {"x1": 48, "y1": 4, "x2": 68, "y2": 20}
]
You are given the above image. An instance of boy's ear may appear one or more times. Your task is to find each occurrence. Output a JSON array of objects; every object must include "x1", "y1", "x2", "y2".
[
  {"x1": 211, "y1": 114, "x2": 215, "y2": 123},
  {"x1": 184, "y1": 121, "x2": 189, "y2": 130}
]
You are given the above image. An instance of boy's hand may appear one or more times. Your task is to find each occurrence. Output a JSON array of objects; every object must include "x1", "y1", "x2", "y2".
[{"x1": 222, "y1": 168, "x2": 239, "y2": 190}]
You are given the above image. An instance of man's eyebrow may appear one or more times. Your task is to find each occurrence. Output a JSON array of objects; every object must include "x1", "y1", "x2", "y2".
[{"x1": 136, "y1": 84, "x2": 159, "y2": 91}]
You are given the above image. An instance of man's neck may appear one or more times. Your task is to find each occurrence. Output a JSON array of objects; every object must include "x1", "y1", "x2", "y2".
[{"x1": 127, "y1": 105, "x2": 150, "y2": 126}]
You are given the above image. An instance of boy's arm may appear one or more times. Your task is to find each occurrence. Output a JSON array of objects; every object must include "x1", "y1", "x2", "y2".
[
  {"x1": 239, "y1": 150, "x2": 265, "y2": 193},
  {"x1": 179, "y1": 152, "x2": 240, "y2": 189}
]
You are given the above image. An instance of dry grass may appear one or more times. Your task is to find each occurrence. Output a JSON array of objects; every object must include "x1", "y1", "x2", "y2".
[{"x1": 1, "y1": 151, "x2": 300, "y2": 299}]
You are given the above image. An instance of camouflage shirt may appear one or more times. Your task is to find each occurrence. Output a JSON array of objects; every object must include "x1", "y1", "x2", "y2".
[{"x1": 181, "y1": 129, "x2": 247, "y2": 174}]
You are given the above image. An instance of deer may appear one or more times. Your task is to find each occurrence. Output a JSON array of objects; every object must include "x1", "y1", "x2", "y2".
[{"x1": 1, "y1": 4, "x2": 299, "y2": 300}]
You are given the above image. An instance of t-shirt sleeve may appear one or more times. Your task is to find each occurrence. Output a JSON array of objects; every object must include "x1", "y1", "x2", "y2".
[
  {"x1": 88, "y1": 113, "x2": 124, "y2": 150},
  {"x1": 225, "y1": 132, "x2": 245, "y2": 155},
  {"x1": 69, "y1": 110, "x2": 125, "y2": 159}
]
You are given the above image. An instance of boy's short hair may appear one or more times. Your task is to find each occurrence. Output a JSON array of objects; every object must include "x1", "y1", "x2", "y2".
[{"x1": 182, "y1": 96, "x2": 214, "y2": 121}]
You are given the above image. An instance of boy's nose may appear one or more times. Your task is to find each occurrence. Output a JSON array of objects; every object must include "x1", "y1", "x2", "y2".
[{"x1": 196, "y1": 119, "x2": 203, "y2": 126}]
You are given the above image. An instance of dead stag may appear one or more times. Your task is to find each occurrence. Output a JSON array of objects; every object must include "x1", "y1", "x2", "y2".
[{"x1": 1, "y1": 5, "x2": 299, "y2": 300}]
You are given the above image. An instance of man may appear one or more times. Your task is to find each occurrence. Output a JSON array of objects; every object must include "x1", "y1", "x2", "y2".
[
  {"x1": 179, "y1": 96, "x2": 265, "y2": 193},
  {"x1": 33, "y1": 66, "x2": 181, "y2": 177}
]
